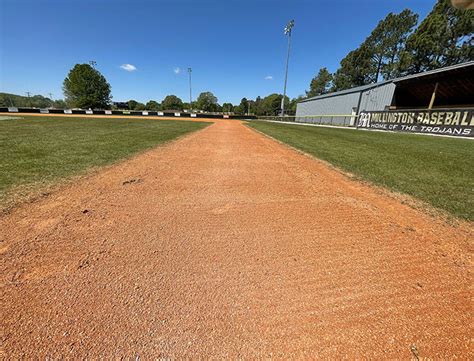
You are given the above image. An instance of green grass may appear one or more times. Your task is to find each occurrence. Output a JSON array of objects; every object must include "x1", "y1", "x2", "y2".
[
  {"x1": 0, "y1": 115, "x2": 209, "y2": 206},
  {"x1": 248, "y1": 121, "x2": 474, "y2": 221}
]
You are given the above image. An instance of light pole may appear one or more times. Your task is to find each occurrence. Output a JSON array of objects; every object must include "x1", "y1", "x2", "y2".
[
  {"x1": 188, "y1": 68, "x2": 193, "y2": 111},
  {"x1": 280, "y1": 19, "x2": 294, "y2": 116}
]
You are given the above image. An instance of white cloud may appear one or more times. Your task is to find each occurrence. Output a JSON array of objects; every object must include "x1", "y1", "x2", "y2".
[
  {"x1": 120, "y1": 64, "x2": 137, "y2": 72},
  {"x1": 174, "y1": 67, "x2": 181, "y2": 74},
  {"x1": 264, "y1": 75, "x2": 273, "y2": 80}
]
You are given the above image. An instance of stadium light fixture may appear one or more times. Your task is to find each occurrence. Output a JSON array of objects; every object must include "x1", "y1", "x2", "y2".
[
  {"x1": 281, "y1": 19, "x2": 294, "y2": 116},
  {"x1": 188, "y1": 68, "x2": 193, "y2": 111}
]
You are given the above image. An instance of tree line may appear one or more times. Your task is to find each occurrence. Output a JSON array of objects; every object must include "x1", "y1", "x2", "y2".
[
  {"x1": 123, "y1": 93, "x2": 296, "y2": 116},
  {"x1": 60, "y1": 63, "x2": 296, "y2": 115},
  {"x1": 0, "y1": 92, "x2": 66, "y2": 109},
  {"x1": 305, "y1": 0, "x2": 473, "y2": 98}
]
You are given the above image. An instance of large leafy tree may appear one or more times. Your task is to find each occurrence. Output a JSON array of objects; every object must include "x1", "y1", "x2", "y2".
[
  {"x1": 195, "y1": 92, "x2": 219, "y2": 112},
  {"x1": 145, "y1": 100, "x2": 160, "y2": 110},
  {"x1": 306, "y1": 67, "x2": 333, "y2": 97},
  {"x1": 161, "y1": 95, "x2": 183, "y2": 110},
  {"x1": 398, "y1": 0, "x2": 473, "y2": 75},
  {"x1": 63, "y1": 64, "x2": 111, "y2": 109}
]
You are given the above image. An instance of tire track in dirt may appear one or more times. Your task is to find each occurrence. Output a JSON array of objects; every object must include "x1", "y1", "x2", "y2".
[{"x1": 1, "y1": 120, "x2": 472, "y2": 358}]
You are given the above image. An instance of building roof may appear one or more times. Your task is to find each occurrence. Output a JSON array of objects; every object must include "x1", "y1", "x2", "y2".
[
  {"x1": 299, "y1": 81, "x2": 391, "y2": 103},
  {"x1": 299, "y1": 61, "x2": 474, "y2": 104},
  {"x1": 393, "y1": 61, "x2": 474, "y2": 84}
]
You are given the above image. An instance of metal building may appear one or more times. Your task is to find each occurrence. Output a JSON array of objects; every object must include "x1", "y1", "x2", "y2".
[{"x1": 295, "y1": 61, "x2": 474, "y2": 126}]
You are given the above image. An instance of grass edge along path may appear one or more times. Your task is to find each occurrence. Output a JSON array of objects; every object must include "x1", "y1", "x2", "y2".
[
  {"x1": 247, "y1": 121, "x2": 474, "y2": 221},
  {"x1": 0, "y1": 115, "x2": 210, "y2": 209}
]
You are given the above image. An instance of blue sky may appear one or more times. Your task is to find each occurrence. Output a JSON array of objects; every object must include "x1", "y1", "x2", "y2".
[{"x1": 0, "y1": 0, "x2": 434, "y2": 105}]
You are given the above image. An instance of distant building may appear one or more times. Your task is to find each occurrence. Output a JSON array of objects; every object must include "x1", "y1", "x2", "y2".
[{"x1": 296, "y1": 61, "x2": 474, "y2": 125}]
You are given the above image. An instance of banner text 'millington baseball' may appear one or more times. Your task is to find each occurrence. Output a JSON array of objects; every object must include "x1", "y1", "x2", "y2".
[{"x1": 358, "y1": 109, "x2": 473, "y2": 137}]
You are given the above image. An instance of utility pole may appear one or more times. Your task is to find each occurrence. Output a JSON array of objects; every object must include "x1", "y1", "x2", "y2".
[
  {"x1": 280, "y1": 19, "x2": 294, "y2": 116},
  {"x1": 188, "y1": 68, "x2": 193, "y2": 111},
  {"x1": 26, "y1": 92, "x2": 31, "y2": 107},
  {"x1": 48, "y1": 93, "x2": 54, "y2": 108}
]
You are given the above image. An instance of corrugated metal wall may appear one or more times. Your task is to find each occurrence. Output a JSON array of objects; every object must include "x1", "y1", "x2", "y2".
[
  {"x1": 359, "y1": 83, "x2": 396, "y2": 112},
  {"x1": 295, "y1": 83, "x2": 396, "y2": 125},
  {"x1": 296, "y1": 92, "x2": 360, "y2": 125}
]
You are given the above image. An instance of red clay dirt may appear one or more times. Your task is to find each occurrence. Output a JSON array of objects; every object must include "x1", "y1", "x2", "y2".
[{"x1": 1, "y1": 120, "x2": 472, "y2": 358}]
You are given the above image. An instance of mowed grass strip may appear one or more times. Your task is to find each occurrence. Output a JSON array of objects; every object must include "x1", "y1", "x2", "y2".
[
  {"x1": 248, "y1": 121, "x2": 474, "y2": 221},
  {"x1": 0, "y1": 115, "x2": 209, "y2": 206}
]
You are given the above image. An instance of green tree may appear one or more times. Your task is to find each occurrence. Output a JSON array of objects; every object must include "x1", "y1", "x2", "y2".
[
  {"x1": 332, "y1": 45, "x2": 375, "y2": 91},
  {"x1": 289, "y1": 95, "x2": 305, "y2": 115},
  {"x1": 398, "y1": 0, "x2": 473, "y2": 75},
  {"x1": 306, "y1": 68, "x2": 333, "y2": 97},
  {"x1": 63, "y1": 63, "x2": 112, "y2": 109},
  {"x1": 161, "y1": 95, "x2": 184, "y2": 110},
  {"x1": 222, "y1": 103, "x2": 234, "y2": 113},
  {"x1": 248, "y1": 100, "x2": 257, "y2": 115},
  {"x1": 53, "y1": 99, "x2": 67, "y2": 108},
  {"x1": 260, "y1": 94, "x2": 289, "y2": 115},
  {"x1": 239, "y1": 98, "x2": 249, "y2": 114},
  {"x1": 195, "y1": 92, "x2": 218, "y2": 112},
  {"x1": 233, "y1": 104, "x2": 244, "y2": 115},
  {"x1": 214, "y1": 103, "x2": 223, "y2": 113},
  {"x1": 145, "y1": 100, "x2": 160, "y2": 110},
  {"x1": 331, "y1": 9, "x2": 418, "y2": 89},
  {"x1": 127, "y1": 100, "x2": 138, "y2": 110},
  {"x1": 134, "y1": 102, "x2": 146, "y2": 111},
  {"x1": 365, "y1": 9, "x2": 419, "y2": 80},
  {"x1": 254, "y1": 96, "x2": 265, "y2": 116}
]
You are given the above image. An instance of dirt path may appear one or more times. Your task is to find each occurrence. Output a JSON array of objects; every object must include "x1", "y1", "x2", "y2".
[{"x1": 1, "y1": 120, "x2": 472, "y2": 358}]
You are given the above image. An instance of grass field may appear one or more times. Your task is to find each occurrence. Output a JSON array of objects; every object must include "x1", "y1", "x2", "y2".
[
  {"x1": 0, "y1": 115, "x2": 209, "y2": 208},
  {"x1": 248, "y1": 121, "x2": 474, "y2": 221}
]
